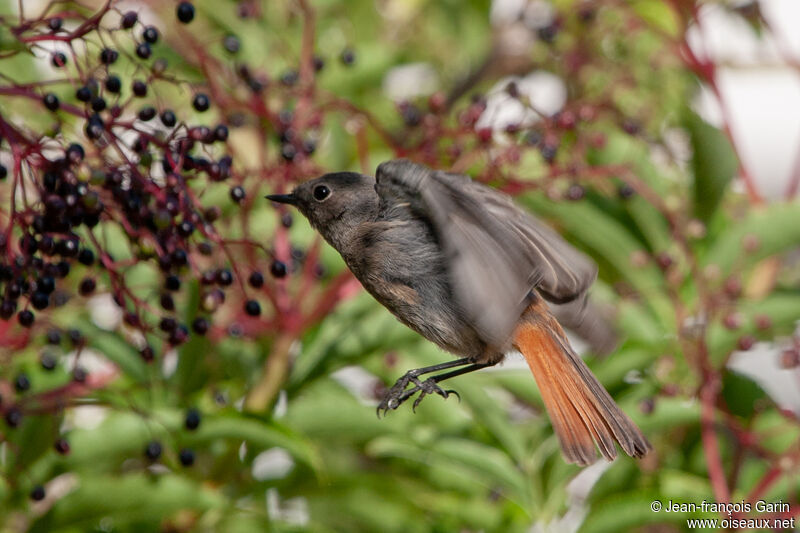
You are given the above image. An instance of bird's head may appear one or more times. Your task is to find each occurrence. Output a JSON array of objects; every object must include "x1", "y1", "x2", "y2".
[{"x1": 266, "y1": 171, "x2": 379, "y2": 250}]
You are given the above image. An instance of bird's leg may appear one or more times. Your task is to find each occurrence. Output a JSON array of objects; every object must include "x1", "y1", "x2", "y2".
[
  {"x1": 377, "y1": 358, "x2": 470, "y2": 416},
  {"x1": 377, "y1": 359, "x2": 495, "y2": 416}
]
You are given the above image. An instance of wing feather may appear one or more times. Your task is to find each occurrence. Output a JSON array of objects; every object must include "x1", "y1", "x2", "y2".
[{"x1": 375, "y1": 159, "x2": 597, "y2": 348}]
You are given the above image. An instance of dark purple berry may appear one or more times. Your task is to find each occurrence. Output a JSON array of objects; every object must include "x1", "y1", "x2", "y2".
[
  {"x1": 618, "y1": 184, "x2": 635, "y2": 199},
  {"x1": 51, "y1": 52, "x2": 68, "y2": 68},
  {"x1": 76, "y1": 86, "x2": 92, "y2": 102},
  {"x1": 171, "y1": 248, "x2": 188, "y2": 266},
  {"x1": 0, "y1": 301, "x2": 16, "y2": 320},
  {"x1": 43, "y1": 93, "x2": 60, "y2": 111},
  {"x1": 159, "y1": 318, "x2": 177, "y2": 334},
  {"x1": 48, "y1": 17, "x2": 63, "y2": 31},
  {"x1": 160, "y1": 110, "x2": 176, "y2": 127},
  {"x1": 177, "y1": 220, "x2": 194, "y2": 237},
  {"x1": 31, "y1": 292, "x2": 49, "y2": 310},
  {"x1": 40, "y1": 353, "x2": 57, "y2": 370},
  {"x1": 138, "y1": 106, "x2": 156, "y2": 121},
  {"x1": 566, "y1": 184, "x2": 585, "y2": 201},
  {"x1": 184, "y1": 408, "x2": 201, "y2": 430},
  {"x1": 270, "y1": 260, "x2": 287, "y2": 278},
  {"x1": 191, "y1": 317, "x2": 209, "y2": 335},
  {"x1": 622, "y1": 119, "x2": 640, "y2": 135},
  {"x1": 142, "y1": 26, "x2": 159, "y2": 43},
  {"x1": 18, "y1": 310, "x2": 34, "y2": 327},
  {"x1": 176, "y1": 2, "x2": 195, "y2": 23},
  {"x1": 56, "y1": 261, "x2": 70, "y2": 278},
  {"x1": 164, "y1": 275, "x2": 181, "y2": 291},
  {"x1": 121, "y1": 11, "x2": 138, "y2": 29},
  {"x1": 179, "y1": 448, "x2": 195, "y2": 466},
  {"x1": 201, "y1": 270, "x2": 216, "y2": 285},
  {"x1": 302, "y1": 138, "x2": 316, "y2": 155},
  {"x1": 229, "y1": 186, "x2": 245, "y2": 203},
  {"x1": 538, "y1": 24, "x2": 558, "y2": 43},
  {"x1": 248, "y1": 271, "x2": 264, "y2": 288},
  {"x1": 132, "y1": 80, "x2": 147, "y2": 97},
  {"x1": 340, "y1": 48, "x2": 355, "y2": 65},
  {"x1": 136, "y1": 42, "x2": 152, "y2": 60},
  {"x1": 169, "y1": 324, "x2": 189, "y2": 345},
  {"x1": 54, "y1": 438, "x2": 70, "y2": 454},
  {"x1": 46, "y1": 329, "x2": 61, "y2": 344},
  {"x1": 5, "y1": 408, "x2": 22, "y2": 427},
  {"x1": 540, "y1": 144, "x2": 558, "y2": 163},
  {"x1": 144, "y1": 440, "x2": 162, "y2": 460},
  {"x1": 57, "y1": 237, "x2": 79, "y2": 256},
  {"x1": 100, "y1": 48, "x2": 119, "y2": 65},
  {"x1": 77, "y1": 248, "x2": 94, "y2": 266},
  {"x1": 213, "y1": 124, "x2": 229, "y2": 142},
  {"x1": 216, "y1": 269, "x2": 233, "y2": 286},
  {"x1": 66, "y1": 143, "x2": 85, "y2": 162},
  {"x1": 160, "y1": 293, "x2": 175, "y2": 311},
  {"x1": 244, "y1": 300, "x2": 261, "y2": 316},
  {"x1": 192, "y1": 93, "x2": 210, "y2": 112},
  {"x1": 14, "y1": 373, "x2": 31, "y2": 392},
  {"x1": 30, "y1": 485, "x2": 45, "y2": 501},
  {"x1": 78, "y1": 277, "x2": 96, "y2": 295},
  {"x1": 280, "y1": 70, "x2": 299, "y2": 86},
  {"x1": 73, "y1": 367, "x2": 87, "y2": 382},
  {"x1": 280, "y1": 143, "x2": 297, "y2": 161},
  {"x1": 105, "y1": 75, "x2": 121, "y2": 93},
  {"x1": 223, "y1": 35, "x2": 240, "y2": 54},
  {"x1": 91, "y1": 96, "x2": 106, "y2": 112},
  {"x1": 36, "y1": 276, "x2": 55, "y2": 294},
  {"x1": 140, "y1": 345, "x2": 155, "y2": 362},
  {"x1": 401, "y1": 104, "x2": 421, "y2": 127}
]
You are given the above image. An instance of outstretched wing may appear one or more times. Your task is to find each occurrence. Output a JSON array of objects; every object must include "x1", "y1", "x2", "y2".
[{"x1": 375, "y1": 159, "x2": 597, "y2": 348}]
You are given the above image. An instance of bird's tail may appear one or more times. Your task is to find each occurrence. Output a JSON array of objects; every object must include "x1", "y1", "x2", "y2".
[{"x1": 513, "y1": 297, "x2": 651, "y2": 465}]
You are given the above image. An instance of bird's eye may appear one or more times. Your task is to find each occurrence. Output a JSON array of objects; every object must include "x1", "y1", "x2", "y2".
[{"x1": 312, "y1": 184, "x2": 330, "y2": 201}]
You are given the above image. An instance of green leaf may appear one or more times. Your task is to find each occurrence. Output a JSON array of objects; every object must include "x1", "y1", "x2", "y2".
[
  {"x1": 187, "y1": 415, "x2": 323, "y2": 473},
  {"x1": 29, "y1": 474, "x2": 225, "y2": 532},
  {"x1": 289, "y1": 293, "x2": 414, "y2": 388},
  {"x1": 631, "y1": 0, "x2": 681, "y2": 38},
  {"x1": 704, "y1": 203, "x2": 800, "y2": 273},
  {"x1": 6, "y1": 415, "x2": 56, "y2": 473},
  {"x1": 86, "y1": 325, "x2": 149, "y2": 383},
  {"x1": 579, "y1": 490, "x2": 683, "y2": 533},
  {"x1": 708, "y1": 293, "x2": 800, "y2": 363},
  {"x1": 685, "y1": 110, "x2": 738, "y2": 221},
  {"x1": 368, "y1": 435, "x2": 530, "y2": 508},
  {"x1": 659, "y1": 469, "x2": 713, "y2": 501},
  {"x1": 635, "y1": 397, "x2": 700, "y2": 435},
  {"x1": 721, "y1": 369, "x2": 767, "y2": 418}
]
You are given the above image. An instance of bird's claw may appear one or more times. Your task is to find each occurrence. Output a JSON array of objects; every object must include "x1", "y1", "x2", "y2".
[
  {"x1": 377, "y1": 374, "x2": 459, "y2": 417},
  {"x1": 376, "y1": 374, "x2": 414, "y2": 418}
]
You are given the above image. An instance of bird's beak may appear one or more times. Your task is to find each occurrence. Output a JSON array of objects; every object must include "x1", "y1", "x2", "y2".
[{"x1": 265, "y1": 193, "x2": 298, "y2": 206}]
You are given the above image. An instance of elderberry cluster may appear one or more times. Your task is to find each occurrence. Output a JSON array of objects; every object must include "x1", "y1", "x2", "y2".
[{"x1": 0, "y1": 2, "x2": 302, "y2": 357}]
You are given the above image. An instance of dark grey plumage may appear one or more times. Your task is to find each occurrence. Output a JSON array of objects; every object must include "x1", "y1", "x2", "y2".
[{"x1": 275, "y1": 159, "x2": 597, "y2": 363}]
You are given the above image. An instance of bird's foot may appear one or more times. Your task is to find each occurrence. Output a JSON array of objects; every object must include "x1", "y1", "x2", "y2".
[
  {"x1": 377, "y1": 373, "x2": 459, "y2": 417},
  {"x1": 411, "y1": 378, "x2": 460, "y2": 412}
]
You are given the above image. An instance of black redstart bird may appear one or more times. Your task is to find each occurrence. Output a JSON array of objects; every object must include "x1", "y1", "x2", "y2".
[{"x1": 266, "y1": 159, "x2": 651, "y2": 465}]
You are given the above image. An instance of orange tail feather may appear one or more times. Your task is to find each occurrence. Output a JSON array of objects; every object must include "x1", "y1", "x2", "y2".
[{"x1": 513, "y1": 299, "x2": 651, "y2": 465}]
